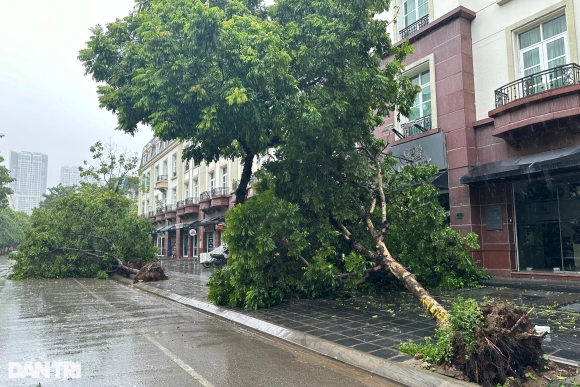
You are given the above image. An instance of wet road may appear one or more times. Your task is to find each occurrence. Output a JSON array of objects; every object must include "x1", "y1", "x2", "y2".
[{"x1": 0, "y1": 269, "x2": 398, "y2": 386}]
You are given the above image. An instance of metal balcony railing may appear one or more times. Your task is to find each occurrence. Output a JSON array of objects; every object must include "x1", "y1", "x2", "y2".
[
  {"x1": 148, "y1": 211, "x2": 155, "y2": 217},
  {"x1": 200, "y1": 191, "x2": 211, "y2": 200},
  {"x1": 176, "y1": 200, "x2": 185, "y2": 208},
  {"x1": 165, "y1": 204, "x2": 176, "y2": 211},
  {"x1": 211, "y1": 186, "x2": 229, "y2": 196},
  {"x1": 156, "y1": 175, "x2": 168, "y2": 182},
  {"x1": 392, "y1": 114, "x2": 432, "y2": 139},
  {"x1": 185, "y1": 197, "x2": 199, "y2": 205},
  {"x1": 495, "y1": 63, "x2": 580, "y2": 108},
  {"x1": 399, "y1": 15, "x2": 429, "y2": 40},
  {"x1": 156, "y1": 207, "x2": 165, "y2": 214}
]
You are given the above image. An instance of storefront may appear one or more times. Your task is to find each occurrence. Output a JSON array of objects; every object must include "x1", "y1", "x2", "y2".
[{"x1": 461, "y1": 145, "x2": 580, "y2": 275}]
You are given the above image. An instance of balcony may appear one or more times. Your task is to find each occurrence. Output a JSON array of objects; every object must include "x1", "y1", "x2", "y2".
[
  {"x1": 489, "y1": 63, "x2": 580, "y2": 142},
  {"x1": 198, "y1": 188, "x2": 231, "y2": 213},
  {"x1": 182, "y1": 197, "x2": 200, "y2": 218},
  {"x1": 165, "y1": 204, "x2": 177, "y2": 220},
  {"x1": 154, "y1": 207, "x2": 165, "y2": 222},
  {"x1": 155, "y1": 175, "x2": 168, "y2": 191},
  {"x1": 392, "y1": 115, "x2": 432, "y2": 140},
  {"x1": 399, "y1": 15, "x2": 429, "y2": 40},
  {"x1": 495, "y1": 63, "x2": 580, "y2": 108}
]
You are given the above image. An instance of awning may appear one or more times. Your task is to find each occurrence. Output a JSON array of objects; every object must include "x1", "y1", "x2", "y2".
[
  {"x1": 460, "y1": 145, "x2": 580, "y2": 185},
  {"x1": 182, "y1": 220, "x2": 200, "y2": 228},
  {"x1": 198, "y1": 216, "x2": 225, "y2": 226},
  {"x1": 429, "y1": 170, "x2": 449, "y2": 189}
]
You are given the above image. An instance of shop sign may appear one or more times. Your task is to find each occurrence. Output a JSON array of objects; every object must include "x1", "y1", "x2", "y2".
[{"x1": 389, "y1": 132, "x2": 447, "y2": 171}]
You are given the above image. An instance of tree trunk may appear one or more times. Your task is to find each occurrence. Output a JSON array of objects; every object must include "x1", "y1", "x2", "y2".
[
  {"x1": 234, "y1": 143, "x2": 254, "y2": 206},
  {"x1": 376, "y1": 240, "x2": 450, "y2": 325}
]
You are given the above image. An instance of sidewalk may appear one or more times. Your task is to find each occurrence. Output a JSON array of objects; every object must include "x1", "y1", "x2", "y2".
[{"x1": 147, "y1": 260, "x2": 580, "y2": 364}]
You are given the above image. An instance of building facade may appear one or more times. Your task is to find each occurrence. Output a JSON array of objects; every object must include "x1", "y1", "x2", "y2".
[
  {"x1": 138, "y1": 138, "x2": 266, "y2": 259},
  {"x1": 60, "y1": 166, "x2": 81, "y2": 187},
  {"x1": 377, "y1": 0, "x2": 580, "y2": 279},
  {"x1": 9, "y1": 151, "x2": 48, "y2": 215}
]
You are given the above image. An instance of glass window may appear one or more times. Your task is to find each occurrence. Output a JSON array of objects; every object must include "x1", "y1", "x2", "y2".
[
  {"x1": 519, "y1": 15, "x2": 568, "y2": 77},
  {"x1": 209, "y1": 172, "x2": 215, "y2": 191},
  {"x1": 193, "y1": 179, "x2": 199, "y2": 199},
  {"x1": 183, "y1": 233, "x2": 188, "y2": 257},
  {"x1": 184, "y1": 182, "x2": 189, "y2": 198},
  {"x1": 402, "y1": 0, "x2": 428, "y2": 27},
  {"x1": 172, "y1": 154, "x2": 177, "y2": 177},
  {"x1": 514, "y1": 174, "x2": 580, "y2": 272},
  {"x1": 172, "y1": 188, "x2": 177, "y2": 204},
  {"x1": 163, "y1": 160, "x2": 168, "y2": 176},
  {"x1": 221, "y1": 166, "x2": 228, "y2": 189},
  {"x1": 155, "y1": 166, "x2": 159, "y2": 181},
  {"x1": 402, "y1": 69, "x2": 431, "y2": 137}
]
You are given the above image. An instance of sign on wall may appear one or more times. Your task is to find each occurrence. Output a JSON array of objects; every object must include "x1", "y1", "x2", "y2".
[
  {"x1": 388, "y1": 132, "x2": 447, "y2": 171},
  {"x1": 485, "y1": 205, "x2": 503, "y2": 231}
]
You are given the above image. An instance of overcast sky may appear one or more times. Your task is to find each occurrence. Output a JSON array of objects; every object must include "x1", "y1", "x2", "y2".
[{"x1": 0, "y1": 0, "x2": 153, "y2": 188}]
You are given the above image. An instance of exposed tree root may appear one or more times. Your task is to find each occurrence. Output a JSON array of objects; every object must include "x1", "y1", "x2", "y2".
[
  {"x1": 133, "y1": 262, "x2": 168, "y2": 283},
  {"x1": 452, "y1": 303, "x2": 547, "y2": 387}
]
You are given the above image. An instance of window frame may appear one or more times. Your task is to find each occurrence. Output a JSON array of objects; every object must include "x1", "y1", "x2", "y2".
[{"x1": 394, "y1": 54, "x2": 437, "y2": 140}]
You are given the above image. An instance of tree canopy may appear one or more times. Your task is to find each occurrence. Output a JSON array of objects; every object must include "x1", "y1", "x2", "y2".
[
  {"x1": 0, "y1": 207, "x2": 29, "y2": 251},
  {"x1": 39, "y1": 184, "x2": 79, "y2": 210},
  {"x1": 0, "y1": 134, "x2": 13, "y2": 208},
  {"x1": 9, "y1": 185, "x2": 157, "y2": 279},
  {"x1": 79, "y1": 0, "x2": 416, "y2": 204}
]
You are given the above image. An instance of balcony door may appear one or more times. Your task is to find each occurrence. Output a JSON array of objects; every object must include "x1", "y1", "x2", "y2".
[{"x1": 519, "y1": 15, "x2": 568, "y2": 94}]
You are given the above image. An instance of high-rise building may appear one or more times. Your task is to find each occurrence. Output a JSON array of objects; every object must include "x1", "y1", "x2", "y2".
[
  {"x1": 60, "y1": 166, "x2": 81, "y2": 187},
  {"x1": 9, "y1": 151, "x2": 48, "y2": 215}
]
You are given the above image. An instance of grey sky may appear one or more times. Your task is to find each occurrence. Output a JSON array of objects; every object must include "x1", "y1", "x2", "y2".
[{"x1": 0, "y1": 0, "x2": 152, "y2": 189}]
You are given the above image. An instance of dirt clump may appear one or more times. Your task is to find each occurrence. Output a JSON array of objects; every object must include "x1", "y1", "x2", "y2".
[
  {"x1": 133, "y1": 262, "x2": 168, "y2": 283},
  {"x1": 452, "y1": 303, "x2": 547, "y2": 387}
]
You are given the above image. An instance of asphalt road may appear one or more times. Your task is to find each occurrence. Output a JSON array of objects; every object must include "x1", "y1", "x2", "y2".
[{"x1": 0, "y1": 268, "x2": 398, "y2": 387}]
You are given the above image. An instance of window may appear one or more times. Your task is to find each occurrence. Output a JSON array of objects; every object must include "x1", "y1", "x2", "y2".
[
  {"x1": 519, "y1": 15, "x2": 568, "y2": 92},
  {"x1": 162, "y1": 192, "x2": 167, "y2": 205},
  {"x1": 163, "y1": 160, "x2": 168, "y2": 176},
  {"x1": 185, "y1": 159, "x2": 190, "y2": 171},
  {"x1": 193, "y1": 234, "x2": 198, "y2": 257},
  {"x1": 184, "y1": 182, "x2": 189, "y2": 198},
  {"x1": 183, "y1": 232, "x2": 188, "y2": 257},
  {"x1": 221, "y1": 166, "x2": 227, "y2": 189},
  {"x1": 401, "y1": 70, "x2": 431, "y2": 137},
  {"x1": 520, "y1": 15, "x2": 568, "y2": 76},
  {"x1": 193, "y1": 179, "x2": 199, "y2": 199},
  {"x1": 172, "y1": 154, "x2": 177, "y2": 177},
  {"x1": 172, "y1": 188, "x2": 177, "y2": 204},
  {"x1": 402, "y1": 0, "x2": 428, "y2": 28},
  {"x1": 155, "y1": 166, "x2": 159, "y2": 181},
  {"x1": 209, "y1": 171, "x2": 215, "y2": 191}
]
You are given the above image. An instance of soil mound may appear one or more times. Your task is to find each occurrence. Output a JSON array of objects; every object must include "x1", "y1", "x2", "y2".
[
  {"x1": 133, "y1": 262, "x2": 168, "y2": 283},
  {"x1": 452, "y1": 303, "x2": 547, "y2": 387}
]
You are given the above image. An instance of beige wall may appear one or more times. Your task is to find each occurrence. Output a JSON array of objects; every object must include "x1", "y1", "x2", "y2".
[{"x1": 468, "y1": 0, "x2": 580, "y2": 119}]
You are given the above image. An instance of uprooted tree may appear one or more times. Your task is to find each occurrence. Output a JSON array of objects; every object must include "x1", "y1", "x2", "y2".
[
  {"x1": 9, "y1": 142, "x2": 163, "y2": 281},
  {"x1": 79, "y1": 0, "x2": 547, "y2": 384}
]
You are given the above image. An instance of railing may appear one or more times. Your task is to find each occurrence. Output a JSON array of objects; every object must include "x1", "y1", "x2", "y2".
[
  {"x1": 148, "y1": 211, "x2": 155, "y2": 217},
  {"x1": 156, "y1": 207, "x2": 165, "y2": 214},
  {"x1": 176, "y1": 200, "x2": 185, "y2": 208},
  {"x1": 156, "y1": 175, "x2": 168, "y2": 182},
  {"x1": 165, "y1": 204, "x2": 176, "y2": 211},
  {"x1": 399, "y1": 15, "x2": 429, "y2": 40},
  {"x1": 393, "y1": 114, "x2": 432, "y2": 139},
  {"x1": 200, "y1": 191, "x2": 211, "y2": 200},
  {"x1": 185, "y1": 197, "x2": 199, "y2": 205},
  {"x1": 211, "y1": 186, "x2": 229, "y2": 196},
  {"x1": 495, "y1": 63, "x2": 580, "y2": 108}
]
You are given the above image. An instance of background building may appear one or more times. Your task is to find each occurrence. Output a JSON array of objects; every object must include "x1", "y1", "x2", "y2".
[
  {"x1": 9, "y1": 151, "x2": 48, "y2": 215},
  {"x1": 60, "y1": 166, "x2": 81, "y2": 187},
  {"x1": 376, "y1": 0, "x2": 580, "y2": 279},
  {"x1": 139, "y1": 138, "x2": 270, "y2": 259}
]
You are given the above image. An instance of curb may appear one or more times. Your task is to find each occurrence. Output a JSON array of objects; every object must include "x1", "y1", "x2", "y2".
[{"x1": 113, "y1": 275, "x2": 476, "y2": 387}]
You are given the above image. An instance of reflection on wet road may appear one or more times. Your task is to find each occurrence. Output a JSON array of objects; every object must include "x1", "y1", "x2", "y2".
[{"x1": 0, "y1": 265, "x2": 397, "y2": 387}]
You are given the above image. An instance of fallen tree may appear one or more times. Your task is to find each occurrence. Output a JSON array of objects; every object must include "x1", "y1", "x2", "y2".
[{"x1": 9, "y1": 185, "x2": 161, "y2": 280}]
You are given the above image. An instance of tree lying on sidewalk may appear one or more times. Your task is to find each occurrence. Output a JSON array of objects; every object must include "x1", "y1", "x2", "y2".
[{"x1": 9, "y1": 185, "x2": 159, "y2": 279}]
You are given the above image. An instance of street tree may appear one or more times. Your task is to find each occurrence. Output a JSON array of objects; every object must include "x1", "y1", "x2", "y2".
[
  {"x1": 0, "y1": 134, "x2": 13, "y2": 208},
  {"x1": 78, "y1": 0, "x2": 416, "y2": 205},
  {"x1": 79, "y1": 140, "x2": 140, "y2": 193},
  {"x1": 39, "y1": 184, "x2": 79, "y2": 210},
  {"x1": 0, "y1": 207, "x2": 29, "y2": 252}
]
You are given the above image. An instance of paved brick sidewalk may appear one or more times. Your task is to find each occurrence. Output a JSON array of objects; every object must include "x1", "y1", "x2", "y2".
[{"x1": 154, "y1": 259, "x2": 580, "y2": 363}]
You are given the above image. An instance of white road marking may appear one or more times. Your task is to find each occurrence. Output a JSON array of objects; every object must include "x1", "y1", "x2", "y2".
[{"x1": 73, "y1": 279, "x2": 217, "y2": 387}]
